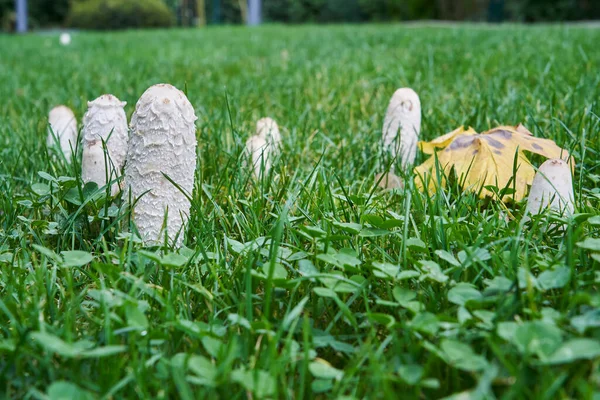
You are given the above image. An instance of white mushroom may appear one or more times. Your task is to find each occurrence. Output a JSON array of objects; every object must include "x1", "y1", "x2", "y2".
[
  {"x1": 59, "y1": 32, "x2": 71, "y2": 46},
  {"x1": 524, "y1": 158, "x2": 574, "y2": 220},
  {"x1": 124, "y1": 84, "x2": 198, "y2": 246},
  {"x1": 246, "y1": 134, "x2": 270, "y2": 178},
  {"x1": 246, "y1": 117, "x2": 281, "y2": 179},
  {"x1": 256, "y1": 117, "x2": 281, "y2": 149},
  {"x1": 375, "y1": 172, "x2": 404, "y2": 190},
  {"x1": 382, "y1": 88, "x2": 421, "y2": 172},
  {"x1": 82, "y1": 94, "x2": 128, "y2": 194},
  {"x1": 47, "y1": 105, "x2": 78, "y2": 163}
]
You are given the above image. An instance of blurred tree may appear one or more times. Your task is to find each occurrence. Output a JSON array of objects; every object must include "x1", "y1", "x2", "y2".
[
  {"x1": 320, "y1": 0, "x2": 363, "y2": 22},
  {"x1": 4, "y1": 0, "x2": 600, "y2": 30},
  {"x1": 211, "y1": 0, "x2": 221, "y2": 23},
  {"x1": 239, "y1": 0, "x2": 248, "y2": 23},
  {"x1": 17, "y1": 0, "x2": 70, "y2": 26},
  {"x1": 507, "y1": 0, "x2": 597, "y2": 21},
  {"x1": 358, "y1": 0, "x2": 435, "y2": 21},
  {"x1": 488, "y1": 0, "x2": 504, "y2": 22},
  {"x1": 69, "y1": 0, "x2": 174, "y2": 30},
  {"x1": 197, "y1": 0, "x2": 206, "y2": 25}
]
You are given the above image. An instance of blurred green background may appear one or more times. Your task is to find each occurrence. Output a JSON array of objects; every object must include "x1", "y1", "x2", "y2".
[{"x1": 2, "y1": 0, "x2": 600, "y2": 31}]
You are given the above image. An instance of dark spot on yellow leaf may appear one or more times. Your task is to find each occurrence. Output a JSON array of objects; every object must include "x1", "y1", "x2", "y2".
[
  {"x1": 482, "y1": 136, "x2": 505, "y2": 149},
  {"x1": 490, "y1": 130, "x2": 512, "y2": 139},
  {"x1": 494, "y1": 150, "x2": 502, "y2": 155},
  {"x1": 532, "y1": 143, "x2": 543, "y2": 150},
  {"x1": 449, "y1": 135, "x2": 476, "y2": 150},
  {"x1": 472, "y1": 150, "x2": 478, "y2": 155}
]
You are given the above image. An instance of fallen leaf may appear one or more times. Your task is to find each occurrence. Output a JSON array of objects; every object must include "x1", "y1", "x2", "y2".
[{"x1": 415, "y1": 124, "x2": 571, "y2": 201}]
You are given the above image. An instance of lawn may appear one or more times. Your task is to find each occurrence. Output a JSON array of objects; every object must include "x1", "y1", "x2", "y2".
[{"x1": 1, "y1": 24, "x2": 600, "y2": 399}]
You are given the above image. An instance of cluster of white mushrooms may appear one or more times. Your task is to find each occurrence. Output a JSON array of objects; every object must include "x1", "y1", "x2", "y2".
[
  {"x1": 47, "y1": 84, "x2": 198, "y2": 246},
  {"x1": 46, "y1": 85, "x2": 575, "y2": 247}
]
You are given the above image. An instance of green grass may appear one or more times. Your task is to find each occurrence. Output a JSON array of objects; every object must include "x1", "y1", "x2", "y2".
[{"x1": 1, "y1": 23, "x2": 600, "y2": 399}]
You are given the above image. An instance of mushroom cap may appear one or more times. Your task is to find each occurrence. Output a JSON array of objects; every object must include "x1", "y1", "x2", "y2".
[
  {"x1": 389, "y1": 88, "x2": 421, "y2": 114},
  {"x1": 49, "y1": 105, "x2": 75, "y2": 120},
  {"x1": 48, "y1": 105, "x2": 78, "y2": 163},
  {"x1": 256, "y1": 117, "x2": 281, "y2": 146},
  {"x1": 125, "y1": 83, "x2": 198, "y2": 246},
  {"x1": 525, "y1": 158, "x2": 574, "y2": 218},
  {"x1": 382, "y1": 87, "x2": 422, "y2": 171},
  {"x1": 132, "y1": 84, "x2": 197, "y2": 129},
  {"x1": 82, "y1": 94, "x2": 129, "y2": 174},
  {"x1": 87, "y1": 94, "x2": 127, "y2": 109}
]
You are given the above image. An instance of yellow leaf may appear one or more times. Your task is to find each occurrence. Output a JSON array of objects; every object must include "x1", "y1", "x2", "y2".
[
  {"x1": 414, "y1": 125, "x2": 571, "y2": 202},
  {"x1": 418, "y1": 126, "x2": 477, "y2": 155}
]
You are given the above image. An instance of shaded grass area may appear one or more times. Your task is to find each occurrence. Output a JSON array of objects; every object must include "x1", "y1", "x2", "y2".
[{"x1": 0, "y1": 24, "x2": 599, "y2": 398}]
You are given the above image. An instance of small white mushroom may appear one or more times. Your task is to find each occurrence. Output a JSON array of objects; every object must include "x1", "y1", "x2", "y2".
[
  {"x1": 256, "y1": 117, "x2": 281, "y2": 149},
  {"x1": 246, "y1": 117, "x2": 281, "y2": 179},
  {"x1": 246, "y1": 134, "x2": 270, "y2": 178},
  {"x1": 59, "y1": 32, "x2": 71, "y2": 46},
  {"x1": 524, "y1": 159, "x2": 575, "y2": 219},
  {"x1": 82, "y1": 94, "x2": 128, "y2": 194},
  {"x1": 375, "y1": 172, "x2": 404, "y2": 190},
  {"x1": 382, "y1": 88, "x2": 421, "y2": 172},
  {"x1": 125, "y1": 84, "x2": 198, "y2": 246},
  {"x1": 47, "y1": 105, "x2": 78, "y2": 163}
]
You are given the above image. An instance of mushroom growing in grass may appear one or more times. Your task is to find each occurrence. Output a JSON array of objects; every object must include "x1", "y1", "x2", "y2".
[
  {"x1": 375, "y1": 172, "x2": 404, "y2": 190},
  {"x1": 81, "y1": 94, "x2": 128, "y2": 194},
  {"x1": 256, "y1": 117, "x2": 282, "y2": 149},
  {"x1": 47, "y1": 105, "x2": 78, "y2": 163},
  {"x1": 376, "y1": 88, "x2": 421, "y2": 189},
  {"x1": 246, "y1": 117, "x2": 281, "y2": 178},
  {"x1": 524, "y1": 158, "x2": 575, "y2": 220},
  {"x1": 382, "y1": 88, "x2": 422, "y2": 172},
  {"x1": 125, "y1": 84, "x2": 198, "y2": 246},
  {"x1": 246, "y1": 135, "x2": 269, "y2": 178}
]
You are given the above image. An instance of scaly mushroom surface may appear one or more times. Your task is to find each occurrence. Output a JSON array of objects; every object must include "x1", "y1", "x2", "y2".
[
  {"x1": 125, "y1": 84, "x2": 198, "y2": 246},
  {"x1": 82, "y1": 94, "x2": 128, "y2": 193}
]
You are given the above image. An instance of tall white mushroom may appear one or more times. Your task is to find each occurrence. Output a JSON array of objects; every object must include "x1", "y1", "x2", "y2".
[
  {"x1": 382, "y1": 88, "x2": 421, "y2": 172},
  {"x1": 81, "y1": 94, "x2": 128, "y2": 194},
  {"x1": 524, "y1": 158, "x2": 575, "y2": 219},
  {"x1": 125, "y1": 84, "x2": 198, "y2": 246},
  {"x1": 47, "y1": 105, "x2": 78, "y2": 163},
  {"x1": 246, "y1": 117, "x2": 281, "y2": 178}
]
